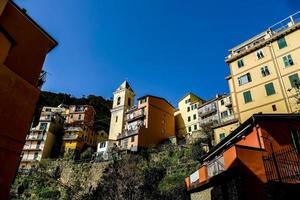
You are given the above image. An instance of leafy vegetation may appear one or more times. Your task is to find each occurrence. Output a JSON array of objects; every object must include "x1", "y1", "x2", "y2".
[{"x1": 11, "y1": 140, "x2": 208, "y2": 199}]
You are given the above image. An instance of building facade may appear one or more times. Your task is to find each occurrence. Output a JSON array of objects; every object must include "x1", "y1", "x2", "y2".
[
  {"x1": 0, "y1": 1, "x2": 57, "y2": 198},
  {"x1": 61, "y1": 105, "x2": 96, "y2": 155},
  {"x1": 185, "y1": 114, "x2": 300, "y2": 200},
  {"x1": 175, "y1": 93, "x2": 205, "y2": 138},
  {"x1": 226, "y1": 11, "x2": 300, "y2": 123},
  {"x1": 116, "y1": 95, "x2": 175, "y2": 151},
  {"x1": 20, "y1": 107, "x2": 64, "y2": 169}
]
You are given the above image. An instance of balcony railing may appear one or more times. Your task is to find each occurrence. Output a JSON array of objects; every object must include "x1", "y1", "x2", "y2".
[
  {"x1": 199, "y1": 107, "x2": 217, "y2": 118},
  {"x1": 63, "y1": 135, "x2": 78, "y2": 140},
  {"x1": 207, "y1": 155, "x2": 225, "y2": 178},
  {"x1": 23, "y1": 146, "x2": 43, "y2": 151},
  {"x1": 117, "y1": 128, "x2": 140, "y2": 140},
  {"x1": 126, "y1": 110, "x2": 145, "y2": 122},
  {"x1": 227, "y1": 11, "x2": 300, "y2": 60}
]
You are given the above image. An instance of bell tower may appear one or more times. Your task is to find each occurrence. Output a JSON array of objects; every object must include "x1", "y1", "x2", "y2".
[{"x1": 108, "y1": 81, "x2": 135, "y2": 140}]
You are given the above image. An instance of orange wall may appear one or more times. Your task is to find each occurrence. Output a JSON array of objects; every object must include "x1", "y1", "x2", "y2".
[
  {"x1": 223, "y1": 145, "x2": 238, "y2": 169},
  {"x1": 0, "y1": 3, "x2": 55, "y2": 85},
  {"x1": 138, "y1": 97, "x2": 175, "y2": 147},
  {"x1": 0, "y1": 2, "x2": 56, "y2": 199},
  {"x1": 237, "y1": 127, "x2": 262, "y2": 149}
]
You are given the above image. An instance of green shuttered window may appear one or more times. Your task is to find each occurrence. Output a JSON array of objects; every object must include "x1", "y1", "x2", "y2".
[
  {"x1": 243, "y1": 91, "x2": 252, "y2": 103},
  {"x1": 277, "y1": 37, "x2": 287, "y2": 49},
  {"x1": 265, "y1": 83, "x2": 276, "y2": 96}
]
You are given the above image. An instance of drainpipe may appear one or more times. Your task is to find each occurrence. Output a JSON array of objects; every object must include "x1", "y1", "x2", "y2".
[{"x1": 252, "y1": 116, "x2": 263, "y2": 149}]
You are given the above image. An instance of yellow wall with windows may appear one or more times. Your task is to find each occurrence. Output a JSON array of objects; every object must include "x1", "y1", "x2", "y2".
[
  {"x1": 213, "y1": 122, "x2": 240, "y2": 145},
  {"x1": 176, "y1": 93, "x2": 204, "y2": 136},
  {"x1": 227, "y1": 28, "x2": 300, "y2": 122}
]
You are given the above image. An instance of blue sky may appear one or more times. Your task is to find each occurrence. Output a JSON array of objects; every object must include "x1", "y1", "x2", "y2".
[{"x1": 15, "y1": 0, "x2": 299, "y2": 106}]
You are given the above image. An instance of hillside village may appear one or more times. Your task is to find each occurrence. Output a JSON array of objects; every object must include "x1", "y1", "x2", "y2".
[{"x1": 1, "y1": 0, "x2": 300, "y2": 199}]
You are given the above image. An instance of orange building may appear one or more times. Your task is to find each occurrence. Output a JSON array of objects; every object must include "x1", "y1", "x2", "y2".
[
  {"x1": 185, "y1": 114, "x2": 300, "y2": 200},
  {"x1": 116, "y1": 95, "x2": 175, "y2": 151},
  {"x1": 0, "y1": 1, "x2": 57, "y2": 198}
]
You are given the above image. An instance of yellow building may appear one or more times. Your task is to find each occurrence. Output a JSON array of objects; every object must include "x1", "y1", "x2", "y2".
[
  {"x1": 109, "y1": 81, "x2": 135, "y2": 141},
  {"x1": 117, "y1": 95, "x2": 175, "y2": 151},
  {"x1": 20, "y1": 107, "x2": 64, "y2": 169},
  {"x1": 61, "y1": 105, "x2": 96, "y2": 155},
  {"x1": 175, "y1": 93, "x2": 205, "y2": 139},
  {"x1": 226, "y1": 11, "x2": 300, "y2": 123}
]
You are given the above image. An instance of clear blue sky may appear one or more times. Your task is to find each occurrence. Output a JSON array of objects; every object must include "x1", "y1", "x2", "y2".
[{"x1": 15, "y1": 0, "x2": 299, "y2": 106}]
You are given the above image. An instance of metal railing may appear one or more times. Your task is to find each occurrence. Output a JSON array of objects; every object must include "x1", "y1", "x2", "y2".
[
  {"x1": 227, "y1": 11, "x2": 300, "y2": 59},
  {"x1": 263, "y1": 146, "x2": 300, "y2": 183}
]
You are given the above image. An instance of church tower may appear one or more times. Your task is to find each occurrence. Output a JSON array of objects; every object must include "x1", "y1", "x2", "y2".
[{"x1": 108, "y1": 81, "x2": 135, "y2": 140}]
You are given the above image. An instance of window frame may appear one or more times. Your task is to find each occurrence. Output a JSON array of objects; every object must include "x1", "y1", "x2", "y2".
[
  {"x1": 243, "y1": 91, "x2": 253, "y2": 103},
  {"x1": 265, "y1": 82, "x2": 276, "y2": 96},
  {"x1": 283, "y1": 54, "x2": 294, "y2": 68},
  {"x1": 277, "y1": 37, "x2": 287, "y2": 49}
]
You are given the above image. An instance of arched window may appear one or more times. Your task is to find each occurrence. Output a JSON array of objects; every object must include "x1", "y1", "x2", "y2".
[{"x1": 117, "y1": 97, "x2": 121, "y2": 105}]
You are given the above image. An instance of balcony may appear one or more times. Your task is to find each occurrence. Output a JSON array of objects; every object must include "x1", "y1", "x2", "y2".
[
  {"x1": 26, "y1": 134, "x2": 45, "y2": 141},
  {"x1": 199, "y1": 107, "x2": 217, "y2": 118},
  {"x1": 126, "y1": 109, "x2": 145, "y2": 122},
  {"x1": 224, "y1": 99, "x2": 232, "y2": 107},
  {"x1": 117, "y1": 128, "x2": 139, "y2": 140},
  {"x1": 63, "y1": 134, "x2": 78, "y2": 140},
  {"x1": 206, "y1": 155, "x2": 225, "y2": 178},
  {"x1": 23, "y1": 146, "x2": 43, "y2": 151}
]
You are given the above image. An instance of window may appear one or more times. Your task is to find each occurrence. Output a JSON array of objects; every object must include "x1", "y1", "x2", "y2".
[
  {"x1": 117, "y1": 97, "x2": 121, "y2": 105},
  {"x1": 185, "y1": 99, "x2": 190, "y2": 104},
  {"x1": 34, "y1": 153, "x2": 38, "y2": 160},
  {"x1": 256, "y1": 50, "x2": 264, "y2": 59},
  {"x1": 219, "y1": 133, "x2": 225, "y2": 141},
  {"x1": 78, "y1": 114, "x2": 81, "y2": 120},
  {"x1": 261, "y1": 66, "x2": 270, "y2": 77},
  {"x1": 220, "y1": 99, "x2": 224, "y2": 105},
  {"x1": 290, "y1": 129, "x2": 300, "y2": 153},
  {"x1": 188, "y1": 127, "x2": 192, "y2": 132},
  {"x1": 39, "y1": 123, "x2": 48, "y2": 131},
  {"x1": 115, "y1": 116, "x2": 118, "y2": 122},
  {"x1": 139, "y1": 98, "x2": 147, "y2": 104},
  {"x1": 118, "y1": 140, "x2": 121, "y2": 146},
  {"x1": 131, "y1": 136, "x2": 135, "y2": 142},
  {"x1": 283, "y1": 55, "x2": 294, "y2": 67},
  {"x1": 237, "y1": 59, "x2": 244, "y2": 68},
  {"x1": 188, "y1": 116, "x2": 191, "y2": 122},
  {"x1": 128, "y1": 98, "x2": 131, "y2": 106},
  {"x1": 193, "y1": 114, "x2": 197, "y2": 120},
  {"x1": 187, "y1": 107, "x2": 190, "y2": 112},
  {"x1": 238, "y1": 73, "x2": 252, "y2": 86},
  {"x1": 221, "y1": 111, "x2": 228, "y2": 118},
  {"x1": 272, "y1": 105, "x2": 277, "y2": 111},
  {"x1": 194, "y1": 124, "x2": 197, "y2": 130},
  {"x1": 100, "y1": 142, "x2": 106, "y2": 148},
  {"x1": 243, "y1": 91, "x2": 252, "y2": 103},
  {"x1": 265, "y1": 83, "x2": 276, "y2": 96},
  {"x1": 70, "y1": 114, "x2": 73, "y2": 119},
  {"x1": 289, "y1": 73, "x2": 300, "y2": 88},
  {"x1": 277, "y1": 37, "x2": 287, "y2": 49}
]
